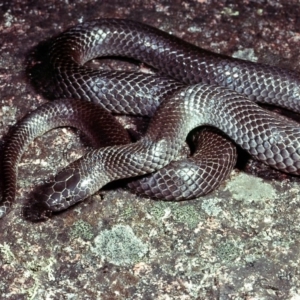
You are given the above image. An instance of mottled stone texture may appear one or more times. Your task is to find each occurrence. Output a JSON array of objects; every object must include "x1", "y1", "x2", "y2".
[{"x1": 1, "y1": 0, "x2": 300, "y2": 299}]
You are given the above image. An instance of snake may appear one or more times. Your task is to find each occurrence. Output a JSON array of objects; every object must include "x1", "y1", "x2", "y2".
[{"x1": 2, "y1": 18, "x2": 300, "y2": 220}]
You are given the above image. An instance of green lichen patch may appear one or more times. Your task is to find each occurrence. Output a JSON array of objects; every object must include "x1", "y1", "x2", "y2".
[
  {"x1": 91, "y1": 225, "x2": 148, "y2": 266},
  {"x1": 215, "y1": 240, "x2": 243, "y2": 262},
  {"x1": 232, "y1": 48, "x2": 258, "y2": 62},
  {"x1": 172, "y1": 204, "x2": 201, "y2": 229},
  {"x1": 149, "y1": 202, "x2": 201, "y2": 229},
  {"x1": 149, "y1": 201, "x2": 171, "y2": 220},
  {"x1": 201, "y1": 197, "x2": 223, "y2": 217},
  {"x1": 225, "y1": 173, "x2": 277, "y2": 202},
  {"x1": 221, "y1": 7, "x2": 240, "y2": 16},
  {"x1": 0, "y1": 242, "x2": 16, "y2": 264},
  {"x1": 70, "y1": 220, "x2": 94, "y2": 241}
]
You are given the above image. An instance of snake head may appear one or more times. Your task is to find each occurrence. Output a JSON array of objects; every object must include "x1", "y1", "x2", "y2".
[{"x1": 27, "y1": 167, "x2": 92, "y2": 218}]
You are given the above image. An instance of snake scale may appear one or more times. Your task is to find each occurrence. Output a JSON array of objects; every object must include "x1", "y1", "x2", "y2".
[{"x1": 1, "y1": 19, "x2": 300, "y2": 220}]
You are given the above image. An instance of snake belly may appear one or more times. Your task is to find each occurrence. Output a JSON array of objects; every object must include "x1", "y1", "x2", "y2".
[{"x1": 3, "y1": 18, "x2": 300, "y2": 219}]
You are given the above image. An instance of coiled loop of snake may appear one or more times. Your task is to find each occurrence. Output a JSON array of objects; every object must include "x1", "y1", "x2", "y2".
[{"x1": 2, "y1": 19, "x2": 300, "y2": 219}]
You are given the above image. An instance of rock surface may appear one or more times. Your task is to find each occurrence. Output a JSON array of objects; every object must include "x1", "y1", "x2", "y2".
[{"x1": 1, "y1": 0, "x2": 300, "y2": 299}]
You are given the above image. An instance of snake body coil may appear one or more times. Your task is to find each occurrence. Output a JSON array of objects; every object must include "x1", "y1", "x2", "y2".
[{"x1": 2, "y1": 19, "x2": 300, "y2": 219}]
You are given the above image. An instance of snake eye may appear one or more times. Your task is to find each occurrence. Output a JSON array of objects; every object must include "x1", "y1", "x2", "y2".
[{"x1": 65, "y1": 196, "x2": 72, "y2": 202}]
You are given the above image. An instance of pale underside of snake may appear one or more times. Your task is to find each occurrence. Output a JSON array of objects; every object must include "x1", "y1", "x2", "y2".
[{"x1": 2, "y1": 18, "x2": 300, "y2": 221}]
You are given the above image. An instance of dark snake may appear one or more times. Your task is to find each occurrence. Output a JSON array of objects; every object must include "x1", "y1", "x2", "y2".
[{"x1": 1, "y1": 19, "x2": 300, "y2": 220}]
